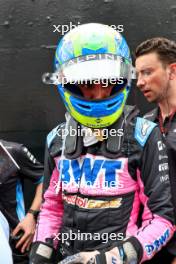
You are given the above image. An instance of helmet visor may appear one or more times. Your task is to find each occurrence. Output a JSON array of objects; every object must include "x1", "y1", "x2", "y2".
[
  {"x1": 42, "y1": 54, "x2": 135, "y2": 85},
  {"x1": 61, "y1": 54, "x2": 132, "y2": 83}
]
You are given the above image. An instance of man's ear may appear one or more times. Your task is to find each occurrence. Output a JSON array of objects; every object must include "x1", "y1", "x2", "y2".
[{"x1": 169, "y1": 63, "x2": 176, "y2": 80}]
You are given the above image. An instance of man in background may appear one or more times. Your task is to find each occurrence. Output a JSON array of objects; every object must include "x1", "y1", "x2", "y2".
[
  {"x1": 0, "y1": 139, "x2": 43, "y2": 263},
  {"x1": 135, "y1": 37, "x2": 176, "y2": 264}
]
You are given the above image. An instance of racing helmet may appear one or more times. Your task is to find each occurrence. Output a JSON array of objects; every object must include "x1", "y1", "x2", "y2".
[{"x1": 44, "y1": 23, "x2": 134, "y2": 128}]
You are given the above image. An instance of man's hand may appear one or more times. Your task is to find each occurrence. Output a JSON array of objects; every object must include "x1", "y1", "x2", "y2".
[
  {"x1": 12, "y1": 213, "x2": 36, "y2": 253},
  {"x1": 58, "y1": 242, "x2": 138, "y2": 264},
  {"x1": 171, "y1": 257, "x2": 176, "y2": 264},
  {"x1": 58, "y1": 250, "x2": 99, "y2": 264},
  {"x1": 58, "y1": 249, "x2": 122, "y2": 264}
]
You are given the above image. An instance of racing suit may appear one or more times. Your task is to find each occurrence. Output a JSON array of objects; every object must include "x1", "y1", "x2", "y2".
[
  {"x1": 144, "y1": 108, "x2": 176, "y2": 263},
  {"x1": 0, "y1": 139, "x2": 44, "y2": 263},
  {"x1": 34, "y1": 106, "x2": 175, "y2": 263}
]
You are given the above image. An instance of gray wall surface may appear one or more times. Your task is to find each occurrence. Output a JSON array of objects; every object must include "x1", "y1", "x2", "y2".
[{"x1": 0, "y1": 0, "x2": 176, "y2": 159}]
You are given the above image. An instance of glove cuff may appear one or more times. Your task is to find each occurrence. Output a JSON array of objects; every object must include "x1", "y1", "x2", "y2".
[
  {"x1": 29, "y1": 241, "x2": 56, "y2": 264},
  {"x1": 125, "y1": 236, "x2": 143, "y2": 262}
]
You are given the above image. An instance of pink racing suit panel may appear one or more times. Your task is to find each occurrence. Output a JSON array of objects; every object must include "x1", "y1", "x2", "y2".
[
  {"x1": 34, "y1": 167, "x2": 63, "y2": 248},
  {"x1": 134, "y1": 170, "x2": 175, "y2": 262},
  {"x1": 137, "y1": 214, "x2": 174, "y2": 263},
  {"x1": 126, "y1": 190, "x2": 140, "y2": 236}
]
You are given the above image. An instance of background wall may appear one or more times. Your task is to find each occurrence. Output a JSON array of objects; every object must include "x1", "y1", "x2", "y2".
[
  {"x1": 0, "y1": 0, "x2": 176, "y2": 157},
  {"x1": 0, "y1": 0, "x2": 176, "y2": 205}
]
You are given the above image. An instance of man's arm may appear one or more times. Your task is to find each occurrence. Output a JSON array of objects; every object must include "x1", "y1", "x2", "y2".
[
  {"x1": 11, "y1": 145, "x2": 44, "y2": 253},
  {"x1": 132, "y1": 119, "x2": 175, "y2": 262},
  {"x1": 28, "y1": 182, "x2": 43, "y2": 212},
  {"x1": 33, "y1": 133, "x2": 64, "y2": 246},
  {"x1": 29, "y1": 127, "x2": 64, "y2": 264},
  {"x1": 12, "y1": 182, "x2": 43, "y2": 253}
]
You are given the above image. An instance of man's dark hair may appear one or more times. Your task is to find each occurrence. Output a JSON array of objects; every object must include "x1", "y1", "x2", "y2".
[{"x1": 135, "y1": 37, "x2": 176, "y2": 65}]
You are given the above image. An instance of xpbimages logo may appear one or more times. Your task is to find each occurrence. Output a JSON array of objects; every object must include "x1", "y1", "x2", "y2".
[
  {"x1": 53, "y1": 22, "x2": 124, "y2": 35},
  {"x1": 53, "y1": 230, "x2": 124, "y2": 244}
]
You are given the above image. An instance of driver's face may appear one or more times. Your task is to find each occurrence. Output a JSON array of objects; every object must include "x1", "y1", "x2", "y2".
[{"x1": 78, "y1": 82, "x2": 114, "y2": 100}]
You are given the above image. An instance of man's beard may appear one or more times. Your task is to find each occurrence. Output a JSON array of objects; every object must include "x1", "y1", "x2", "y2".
[{"x1": 155, "y1": 83, "x2": 170, "y2": 104}]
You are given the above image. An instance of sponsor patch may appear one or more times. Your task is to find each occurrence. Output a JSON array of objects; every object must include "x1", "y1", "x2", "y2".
[
  {"x1": 63, "y1": 194, "x2": 122, "y2": 209},
  {"x1": 134, "y1": 118, "x2": 156, "y2": 147},
  {"x1": 145, "y1": 229, "x2": 170, "y2": 256}
]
